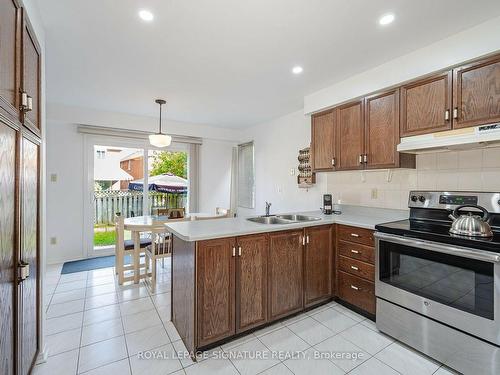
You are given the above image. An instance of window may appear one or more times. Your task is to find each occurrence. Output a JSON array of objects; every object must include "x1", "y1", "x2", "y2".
[{"x1": 237, "y1": 142, "x2": 255, "y2": 209}]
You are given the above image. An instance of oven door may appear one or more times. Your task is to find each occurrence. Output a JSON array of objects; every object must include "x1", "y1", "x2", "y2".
[{"x1": 375, "y1": 232, "x2": 500, "y2": 345}]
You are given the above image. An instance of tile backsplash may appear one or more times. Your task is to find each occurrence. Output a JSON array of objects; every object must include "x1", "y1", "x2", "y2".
[{"x1": 326, "y1": 147, "x2": 500, "y2": 210}]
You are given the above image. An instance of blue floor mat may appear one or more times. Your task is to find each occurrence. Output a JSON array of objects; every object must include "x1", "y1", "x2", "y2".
[{"x1": 61, "y1": 254, "x2": 134, "y2": 274}]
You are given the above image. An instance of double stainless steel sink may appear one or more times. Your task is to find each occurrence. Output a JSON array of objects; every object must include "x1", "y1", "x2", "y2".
[{"x1": 247, "y1": 214, "x2": 321, "y2": 225}]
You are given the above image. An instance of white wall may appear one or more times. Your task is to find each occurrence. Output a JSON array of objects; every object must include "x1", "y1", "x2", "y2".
[
  {"x1": 239, "y1": 110, "x2": 327, "y2": 217},
  {"x1": 198, "y1": 139, "x2": 234, "y2": 214},
  {"x1": 46, "y1": 123, "x2": 84, "y2": 263},
  {"x1": 326, "y1": 148, "x2": 500, "y2": 210},
  {"x1": 304, "y1": 16, "x2": 500, "y2": 114},
  {"x1": 45, "y1": 108, "x2": 238, "y2": 264}
]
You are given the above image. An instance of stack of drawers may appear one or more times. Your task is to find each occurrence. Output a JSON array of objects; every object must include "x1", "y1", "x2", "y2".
[{"x1": 336, "y1": 224, "x2": 376, "y2": 314}]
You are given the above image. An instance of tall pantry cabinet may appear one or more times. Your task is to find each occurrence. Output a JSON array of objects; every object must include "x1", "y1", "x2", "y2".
[{"x1": 0, "y1": 0, "x2": 42, "y2": 374}]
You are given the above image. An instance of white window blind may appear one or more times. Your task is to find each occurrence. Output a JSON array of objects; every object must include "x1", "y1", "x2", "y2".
[{"x1": 237, "y1": 142, "x2": 255, "y2": 209}]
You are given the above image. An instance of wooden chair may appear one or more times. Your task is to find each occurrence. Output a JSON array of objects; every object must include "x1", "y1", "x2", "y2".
[
  {"x1": 114, "y1": 214, "x2": 151, "y2": 284},
  {"x1": 144, "y1": 217, "x2": 188, "y2": 292},
  {"x1": 157, "y1": 207, "x2": 185, "y2": 219}
]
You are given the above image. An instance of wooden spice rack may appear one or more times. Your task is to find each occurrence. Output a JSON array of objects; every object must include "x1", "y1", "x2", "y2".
[{"x1": 297, "y1": 147, "x2": 316, "y2": 188}]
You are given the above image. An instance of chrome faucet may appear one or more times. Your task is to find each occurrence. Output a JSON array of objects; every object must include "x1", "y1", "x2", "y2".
[{"x1": 265, "y1": 201, "x2": 272, "y2": 217}]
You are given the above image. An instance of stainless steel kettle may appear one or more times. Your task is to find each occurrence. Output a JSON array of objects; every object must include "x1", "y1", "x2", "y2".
[{"x1": 448, "y1": 204, "x2": 493, "y2": 237}]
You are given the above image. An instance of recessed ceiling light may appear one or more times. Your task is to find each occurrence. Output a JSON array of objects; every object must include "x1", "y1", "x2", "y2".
[
  {"x1": 138, "y1": 9, "x2": 154, "y2": 22},
  {"x1": 292, "y1": 66, "x2": 303, "y2": 74},
  {"x1": 379, "y1": 13, "x2": 395, "y2": 25}
]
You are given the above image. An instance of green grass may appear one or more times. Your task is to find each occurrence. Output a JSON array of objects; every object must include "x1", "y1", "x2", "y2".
[
  {"x1": 94, "y1": 230, "x2": 116, "y2": 246},
  {"x1": 93, "y1": 225, "x2": 132, "y2": 247}
]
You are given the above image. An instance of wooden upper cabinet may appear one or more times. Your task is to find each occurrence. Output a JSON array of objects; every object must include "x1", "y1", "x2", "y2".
[
  {"x1": 0, "y1": 0, "x2": 21, "y2": 122},
  {"x1": 453, "y1": 54, "x2": 500, "y2": 129},
  {"x1": 336, "y1": 100, "x2": 364, "y2": 170},
  {"x1": 311, "y1": 109, "x2": 336, "y2": 171},
  {"x1": 21, "y1": 13, "x2": 41, "y2": 135},
  {"x1": 304, "y1": 226, "x2": 332, "y2": 307},
  {"x1": 400, "y1": 71, "x2": 452, "y2": 137},
  {"x1": 235, "y1": 234, "x2": 268, "y2": 333},
  {"x1": 365, "y1": 89, "x2": 415, "y2": 169},
  {"x1": 268, "y1": 230, "x2": 304, "y2": 320},
  {"x1": 196, "y1": 238, "x2": 235, "y2": 347}
]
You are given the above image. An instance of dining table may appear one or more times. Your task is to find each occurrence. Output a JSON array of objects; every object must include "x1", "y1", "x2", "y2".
[
  {"x1": 123, "y1": 215, "x2": 172, "y2": 283},
  {"x1": 122, "y1": 213, "x2": 213, "y2": 283}
]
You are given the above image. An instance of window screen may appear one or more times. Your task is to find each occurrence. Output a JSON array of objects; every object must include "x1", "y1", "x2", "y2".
[{"x1": 237, "y1": 142, "x2": 255, "y2": 209}]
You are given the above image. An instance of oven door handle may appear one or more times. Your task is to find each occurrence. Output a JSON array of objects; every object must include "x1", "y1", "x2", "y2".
[{"x1": 374, "y1": 232, "x2": 500, "y2": 263}]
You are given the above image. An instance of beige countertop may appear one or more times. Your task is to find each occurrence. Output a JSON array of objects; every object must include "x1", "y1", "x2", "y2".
[{"x1": 165, "y1": 205, "x2": 408, "y2": 242}]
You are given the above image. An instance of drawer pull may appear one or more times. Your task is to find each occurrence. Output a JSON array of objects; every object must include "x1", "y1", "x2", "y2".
[
  {"x1": 350, "y1": 285, "x2": 359, "y2": 291},
  {"x1": 350, "y1": 233, "x2": 360, "y2": 238},
  {"x1": 351, "y1": 249, "x2": 360, "y2": 254},
  {"x1": 350, "y1": 265, "x2": 359, "y2": 271}
]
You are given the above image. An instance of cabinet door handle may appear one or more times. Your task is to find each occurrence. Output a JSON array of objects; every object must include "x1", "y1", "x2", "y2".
[
  {"x1": 19, "y1": 261, "x2": 30, "y2": 282},
  {"x1": 445, "y1": 109, "x2": 450, "y2": 121},
  {"x1": 232, "y1": 246, "x2": 236, "y2": 257},
  {"x1": 350, "y1": 265, "x2": 359, "y2": 271},
  {"x1": 350, "y1": 233, "x2": 359, "y2": 238},
  {"x1": 20, "y1": 92, "x2": 28, "y2": 110},
  {"x1": 363, "y1": 154, "x2": 367, "y2": 164},
  {"x1": 238, "y1": 246, "x2": 242, "y2": 257},
  {"x1": 27, "y1": 96, "x2": 33, "y2": 111},
  {"x1": 306, "y1": 235, "x2": 310, "y2": 244},
  {"x1": 351, "y1": 249, "x2": 360, "y2": 254},
  {"x1": 302, "y1": 236, "x2": 305, "y2": 246},
  {"x1": 359, "y1": 154, "x2": 363, "y2": 164},
  {"x1": 453, "y1": 107, "x2": 458, "y2": 119},
  {"x1": 350, "y1": 285, "x2": 360, "y2": 291},
  {"x1": 331, "y1": 158, "x2": 336, "y2": 167}
]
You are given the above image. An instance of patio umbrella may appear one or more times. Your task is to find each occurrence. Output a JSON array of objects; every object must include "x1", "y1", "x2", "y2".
[{"x1": 128, "y1": 173, "x2": 188, "y2": 194}]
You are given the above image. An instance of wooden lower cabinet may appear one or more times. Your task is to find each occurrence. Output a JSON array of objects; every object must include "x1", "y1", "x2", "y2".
[
  {"x1": 337, "y1": 224, "x2": 374, "y2": 247},
  {"x1": 196, "y1": 238, "x2": 236, "y2": 347},
  {"x1": 336, "y1": 224, "x2": 376, "y2": 316},
  {"x1": 338, "y1": 271, "x2": 375, "y2": 315},
  {"x1": 236, "y1": 234, "x2": 268, "y2": 333},
  {"x1": 338, "y1": 256, "x2": 374, "y2": 282},
  {"x1": 268, "y1": 230, "x2": 304, "y2": 320},
  {"x1": 183, "y1": 225, "x2": 341, "y2": 350},
  {"x1": 304, "y1": 225, "x2": 333, "y2": 307}
]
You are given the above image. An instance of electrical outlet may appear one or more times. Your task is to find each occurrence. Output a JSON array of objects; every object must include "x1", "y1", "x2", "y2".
[
  {"x1": 50, "y1": 173, "x2": 57, "y2": 182},
  {"x1": 290, "y1": 168, "x2": 295, "y2": 176},
  {"x1": 50, "y1": 237, "x2": 57, "y2": 245},
  {"x1": 371, "y1": 188, "x2": 378, "y2": 199}
]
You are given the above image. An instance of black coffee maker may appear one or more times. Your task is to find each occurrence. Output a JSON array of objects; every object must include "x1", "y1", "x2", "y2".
[{"x1": 323, "y1": 194, "x2": 333, "y2": 215}]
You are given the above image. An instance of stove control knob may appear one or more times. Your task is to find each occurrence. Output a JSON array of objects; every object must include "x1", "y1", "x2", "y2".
[
  {"x1": 418, "y1": 195, "x2": 426, "y2": 203},
  {"x1": 410, "y1": 195, "x2": 418, "y2": 202}
]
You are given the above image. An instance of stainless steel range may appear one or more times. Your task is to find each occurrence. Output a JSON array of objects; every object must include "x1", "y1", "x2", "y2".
[{"x1": 375, "y1": 191, "x2": 500, "y2": 375}]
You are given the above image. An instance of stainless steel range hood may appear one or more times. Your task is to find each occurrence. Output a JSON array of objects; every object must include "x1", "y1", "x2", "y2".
[{"x1": 397, "y1": 123, "x2": 500, "y2": 154}]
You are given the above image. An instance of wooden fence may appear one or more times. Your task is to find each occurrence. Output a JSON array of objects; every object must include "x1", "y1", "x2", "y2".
[{"x1": 94, "y1": 191, "x2": 187, "y2": 225}]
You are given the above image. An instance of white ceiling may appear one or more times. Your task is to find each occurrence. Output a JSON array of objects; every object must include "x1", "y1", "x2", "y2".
[{"x1": 37, "y1": 0, "x2": 500, "y2": 128}]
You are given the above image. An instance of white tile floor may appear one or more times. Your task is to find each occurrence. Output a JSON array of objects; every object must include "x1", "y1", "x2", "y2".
[{"x1": 35, "y1": 259, "x2": 459, "y2": 375}]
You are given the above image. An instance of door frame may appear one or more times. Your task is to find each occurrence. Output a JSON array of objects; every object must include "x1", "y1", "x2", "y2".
[{"x1": 82, "y1": 134, "x2": 189, "y2": 258}]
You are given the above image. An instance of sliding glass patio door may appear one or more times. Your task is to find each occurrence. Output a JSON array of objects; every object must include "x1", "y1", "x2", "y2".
[{"x1": 84, "y1": 135, "x2": 190, "y2": 258}]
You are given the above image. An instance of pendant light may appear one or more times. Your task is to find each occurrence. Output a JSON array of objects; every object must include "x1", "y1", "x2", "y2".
[{"x1": 149, "y1": 99, "x2": 172, "y2": 147}]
